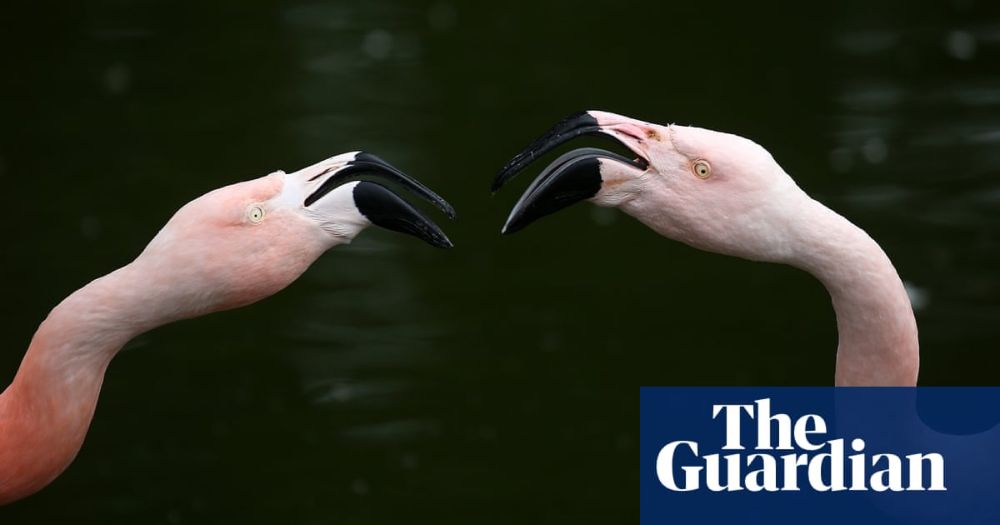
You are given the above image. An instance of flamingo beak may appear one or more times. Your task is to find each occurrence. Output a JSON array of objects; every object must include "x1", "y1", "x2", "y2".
[
  {"x1": 351, "y1": 180, "x2": 454, "y2": 248},
  {"x1": 304, "y1": 152, "x2": 456, "y2": 248},
  {"x1": 492, "y1": 111, "x2": 648, "y2": 234}
]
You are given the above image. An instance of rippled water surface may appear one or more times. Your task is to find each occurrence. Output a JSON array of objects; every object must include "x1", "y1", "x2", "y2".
[{"x1": 1, "y1": 1, "x2": 998, "y2": 523}]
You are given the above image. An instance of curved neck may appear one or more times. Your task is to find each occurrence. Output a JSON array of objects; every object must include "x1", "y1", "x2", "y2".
[
  {"x1": 788, "y1": 199, "x2": 919, "y2": 386},
  {"x1": 0, "y1": 262, "x2": 152, "y2": 504}
]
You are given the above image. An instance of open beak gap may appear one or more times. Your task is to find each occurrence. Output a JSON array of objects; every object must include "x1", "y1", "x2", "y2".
[
  {"x1": 492, "y1": 111, "x2": 648, "y2": 193},
  {"x1": 353, "y1": 181, "x2": 454, "y2": 249},
  {"x1": 501, "y1": 148, "x2": 640, "y2": 234},
  {"x1": 304, "y1": 152, "x2": 455, "y2": 248},
  {"x1": 305, "y1": 152, "x2": 456, "y2": 219},
  {"x1": 493, "y1": 112, "x2": 603, "y2": 193},
  {"x1": 494, "y1": 111, "x2": 649, "y2": 234}
]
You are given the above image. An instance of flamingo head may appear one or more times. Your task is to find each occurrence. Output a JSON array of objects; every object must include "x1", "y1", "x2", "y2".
[
  {"x1": 135, "y1": 152, "x2": 455, "y2": 318},
  {"x1": 493, "y1": 111, "x2": 805, "y2": 262}
]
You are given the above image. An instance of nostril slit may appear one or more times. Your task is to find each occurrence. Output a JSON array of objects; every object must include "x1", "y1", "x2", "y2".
[{"x1": 308, "y1": 167, "x2": 336, "y2": 182}]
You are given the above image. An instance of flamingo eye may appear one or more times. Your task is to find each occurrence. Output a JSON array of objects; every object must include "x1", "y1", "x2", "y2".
[
  {"x1": 248, "y1": 205, "x2": 266, "y2": 223},
  {"x1": 693, "y1": 160, "x2": 712, "y2": 179}
]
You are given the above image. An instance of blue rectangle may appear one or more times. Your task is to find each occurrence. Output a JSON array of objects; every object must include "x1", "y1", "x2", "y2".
[{"x1": 640, "y1": 388, "x2": 1000, "y2": 525}]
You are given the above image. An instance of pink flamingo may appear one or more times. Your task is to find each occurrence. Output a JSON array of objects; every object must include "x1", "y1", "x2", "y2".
[
  {"x1": 0, "y1": 152, "x2": 454, "y2": 505},
  {"x1": 493, "y1": 110, "x2": 919, "y2": 386},
  {"x1": 493, "y1": 119, "x2": 1000, "y2": 521}
]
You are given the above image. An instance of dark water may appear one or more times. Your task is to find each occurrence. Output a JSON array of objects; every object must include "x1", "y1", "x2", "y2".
[{"x1": 1, "y1": 1, "x2": 998, "y2": 523}]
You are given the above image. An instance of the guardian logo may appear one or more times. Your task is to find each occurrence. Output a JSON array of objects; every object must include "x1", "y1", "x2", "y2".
[{"x1": 656, "y1": 398, "x2": 946, "y2": 492}]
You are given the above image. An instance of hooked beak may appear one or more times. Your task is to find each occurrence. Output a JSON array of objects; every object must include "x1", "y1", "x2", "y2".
[
  {"x1": 492, "y1": 111, "x2": 649, "y2": 234},
  {"x1": 303, "y1": 152, "x2": 456, "y2": 248}
]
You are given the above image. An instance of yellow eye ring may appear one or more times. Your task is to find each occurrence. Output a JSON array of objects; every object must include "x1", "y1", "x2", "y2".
[
  {"x1": 248, "y1": 205, "x2": 266, "y2": 224},
  {"x1": 693, "y1": 160, "x2": 712, "y2": 179}
]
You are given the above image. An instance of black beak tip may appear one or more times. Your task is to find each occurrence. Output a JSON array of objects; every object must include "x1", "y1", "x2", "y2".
[
  {"x1": 489, "y1": 177, "x2": 506, "y2": 195},
  {"x1": 421, "y1": 231, "x2": 455, "y2": 249},
  {"x1": 421, "y1": 222, "x2": 455, "y2": 249},
  {"x1": 499, "y1": 224, "x2": 515, "y2": 236},
  {"x1": 500, "y1": 213, "x2": 528, "y2": 236}
]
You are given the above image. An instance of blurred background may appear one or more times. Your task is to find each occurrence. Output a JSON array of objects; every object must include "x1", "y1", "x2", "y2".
[{"x1": 1, "y1": 0, "x2": 998, "y2": 522}]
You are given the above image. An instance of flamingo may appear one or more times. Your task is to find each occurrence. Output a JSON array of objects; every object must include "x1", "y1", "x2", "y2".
[
  {"x1": 0, "y1": 152, "x2": 455, "y2": 505},
  {"x1": 492, "y1": 110, "x2": 919, "y2": 386},
  {"x1": 491, "y1": 115, "x2": 1000, "y2": 522}
]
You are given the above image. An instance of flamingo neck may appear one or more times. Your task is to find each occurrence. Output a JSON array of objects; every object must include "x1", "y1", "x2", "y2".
[
  {"x1": 0, "y1": 262, "x2": 152, "y2": 504},
  {"x1": 788, "y1": 199, "x2": 919, "y2": 386}
]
